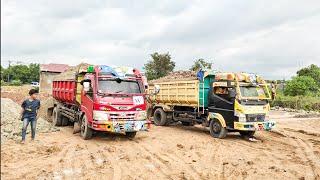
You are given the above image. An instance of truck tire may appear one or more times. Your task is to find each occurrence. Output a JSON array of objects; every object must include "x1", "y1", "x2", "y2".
[
  {"x1": 80, "y1": 115, "x2": 93, "y2": 140},
  {"x1": 239, "y1": 131, "x2": 255, "y2": 137},
  {"x1": 61, "y1": 116, "x2": 69, "y2": 126},
  {"x1": 125, "y1": 132, "x2": 137, "y2": 139},
  {"x1": 209, "y1": 119, "x2": 227, "y2": 138},
  {"x1": 52, "y1": 107, "x2": 62, "y2": 126},
  {"x1": 153, "y1": 108, "x2": 167, "y2": 126}
]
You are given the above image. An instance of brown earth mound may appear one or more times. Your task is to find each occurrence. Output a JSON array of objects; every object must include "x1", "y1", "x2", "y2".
[
  {"x1": 53, "y1": 63, "x2": 91, "y2": 81},
  {"x1": 0, "y1": 98, "x2": 59, "y2": 143}
]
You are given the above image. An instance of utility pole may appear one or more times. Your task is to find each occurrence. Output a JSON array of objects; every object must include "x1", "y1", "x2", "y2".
[
  {"x1": 6, "y1": 60, "x2": 24, "y2": 82},
  {"x1": 7, "y1": 60, "x2": 11, "y2": 82}
]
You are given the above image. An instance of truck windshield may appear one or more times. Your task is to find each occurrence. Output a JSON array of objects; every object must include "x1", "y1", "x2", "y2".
[
  {"x1": 240, "y1": 86, "x2": 268, "y2": 99},
  {"x1": 98, "y1": 80, "x2": 141, "y2": 94}
]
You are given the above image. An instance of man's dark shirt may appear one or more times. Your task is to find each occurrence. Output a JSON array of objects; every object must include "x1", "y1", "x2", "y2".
[{"x1": 21, "y1": 99, "x2": 40, "y2": 120}]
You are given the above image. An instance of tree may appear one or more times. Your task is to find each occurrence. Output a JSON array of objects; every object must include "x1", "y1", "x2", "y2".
[
  {"x1": 296, "y1": 64, "x2": 320, "y2": 87},
  {"x1": 144, "y1": 52, "x2": 175, "y2": 80},
  {"x1": 10, "y1": 65, "x2": 31, "y2": 83},
  {"x1": 28, "y1": 63, "x2": 40, "y2": 82},
  {"x1": 284, "y1": 76, "x2": 319, "y2": 96},
  {"x1": 189, "y1": 58, "x2": 212, "y2": 71}
]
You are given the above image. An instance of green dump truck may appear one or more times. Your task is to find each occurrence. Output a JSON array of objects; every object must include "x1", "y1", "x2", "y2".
[{"x1": 147, "y1": 71, "x2": 275, "y2": 138}]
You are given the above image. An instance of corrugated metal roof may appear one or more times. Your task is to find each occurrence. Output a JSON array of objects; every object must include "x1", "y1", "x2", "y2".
[{"x1": 40, "y1": 63, "x2": 69, "y2": 73}]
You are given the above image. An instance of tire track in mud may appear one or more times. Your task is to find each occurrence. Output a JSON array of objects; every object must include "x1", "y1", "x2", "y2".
[
  {"x1": 55, "y1": 142, "x2": 83, "y2": 179},
  {"x1": 295, "y1": 139, "x2": 320, "y2": 179},
  {"x1": 132, "y1": 140, "x2": 174, "y2": 179},
  {"x1": 87, "y1": 141, "x2": 120, "y2": 180},
  {"x1": 272, "y1": 129, "x2": 320, "y2": 179},
  {"x1": 135, "y1": 140, "x2": 205, "y2": 180}
]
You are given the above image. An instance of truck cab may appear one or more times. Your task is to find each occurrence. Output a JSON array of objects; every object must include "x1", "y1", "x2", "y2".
[
  {"x1": 51, "y1": 65, "x2": 149, "y2": 139},
  {"x1": 207, "y1": 72, "x2": 275, "y2": 138}
]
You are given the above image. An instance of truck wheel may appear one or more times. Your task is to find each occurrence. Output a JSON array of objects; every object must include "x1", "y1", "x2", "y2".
[
  {"x1": 153, "y1": 108, "x2": 167, "y2": 126},
  {"x1": 80, "y1": 115, "x2": 93, "y2": 140},
  {"x1": 125, "y1": 132, "x2": 137, "y2": 139},
  {"x1": 52, "y1": 107, "x2": 62, "y2": 126},
  {"x1": 239, "y1": 131, "x2": 255, "y2": 137},
  {"x1": 209, "y1": 119, "x2": 227, "y2": 138},
  {"x1": 61, "y1": 116, "x2": 69, "y2": 126}
]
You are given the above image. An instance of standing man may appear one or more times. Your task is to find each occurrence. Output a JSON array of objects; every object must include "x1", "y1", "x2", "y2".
[{"x1": 21, "y1": 89, "x2": 40, "y2": 143}]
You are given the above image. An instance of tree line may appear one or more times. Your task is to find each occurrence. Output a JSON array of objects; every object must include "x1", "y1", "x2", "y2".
[
  {"x1": 1, "y1": 53, "x2": 319, "y2": 98},
  {"x1": 1, "y1": 64, "x2": 40, "y2": 84}
]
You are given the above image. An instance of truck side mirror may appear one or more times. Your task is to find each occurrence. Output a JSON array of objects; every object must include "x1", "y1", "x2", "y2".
[
  {"x1": 83, "y1": 82, "x2": 91, "y2": 92},
  {"x1": 154, "y1": 85, "x2": 160, "y2": 95}
]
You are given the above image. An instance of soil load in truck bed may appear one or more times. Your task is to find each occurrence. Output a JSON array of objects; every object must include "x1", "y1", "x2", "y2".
[{"x1": 149, "y1": 70, "x2": 198, "y2": 84}]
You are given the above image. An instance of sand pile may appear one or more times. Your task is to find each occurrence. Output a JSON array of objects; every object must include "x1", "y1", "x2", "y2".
[
  {"x1": 38, "y1": 97, "x2": 54, "y2": 122},
  {"x1": 1, "y1": 98, "x2": 59, "y2": 143},
  {"x1": 149, "y1": 70, "x2": 197, "y2": 84}
]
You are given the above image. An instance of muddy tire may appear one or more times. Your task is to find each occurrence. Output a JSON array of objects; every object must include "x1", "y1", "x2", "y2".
[
  {"x1": 153, "y1": 108, "x2": 167, "y2": 126},
  {"x1": 239, "y1": 131, "x2": 255, "y2": 137},
  {"x1": 61, "y1": 116, "x2": 69, "y2": 126},
  {"x1": 80, "y1": 115, "x2": 93, "y2": 140},
  {"x1": 52, "y1": 107, "x2": 62, "y2": 126},
  {"x1": 209, "y1": 119, "x2": 227, "y2": 138},
  {"x1": 125, "y1": 132, "x2": 137, "y2": 139}
]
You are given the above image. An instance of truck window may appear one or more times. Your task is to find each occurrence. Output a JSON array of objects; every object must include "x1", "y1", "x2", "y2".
[
  {"x1": 98, "y1": 80, "x2": 141, "y2": 94},
  {"x1": 240, "y1": 86, "x2": 266, "y2": 98},
  {"x1": 213, "y1": 87, "x2": 230, "y2": 101}
]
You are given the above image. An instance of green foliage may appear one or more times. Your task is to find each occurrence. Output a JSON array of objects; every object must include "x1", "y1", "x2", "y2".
[
  {"x1": 10, "y1": 79, "x2": 22, "y2": 86},
  {"x1": 1, "y1": 63, "x2": 40, "y2": 84},
  {"x1": 272, "y1": 93, "x2": 320, "y2": 112},
  {"x1": 274, "y1": 64, "x2": 320, "y2": 111},
  {"x1": 284, "y1": 76, "x2": 319, "y2": 96},
  {"x1": 297, "y1": 64, "x2": 320, "y2": 87},
  {"x1": 144, "y1": 52, "x2": 175, "y2": 80},
  {"x1": 189, "y1": 58, "x2": 212, "y2": 71}
]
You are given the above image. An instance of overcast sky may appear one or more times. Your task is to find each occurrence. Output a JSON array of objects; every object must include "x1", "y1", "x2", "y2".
[{"x1": 1, "y1": 0, "x2": 320, "y2": 79}]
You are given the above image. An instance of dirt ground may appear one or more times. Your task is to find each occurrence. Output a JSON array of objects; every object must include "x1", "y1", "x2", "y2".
[{"x1": 1, "y1": 110, "x2": 319, "y2": 180}]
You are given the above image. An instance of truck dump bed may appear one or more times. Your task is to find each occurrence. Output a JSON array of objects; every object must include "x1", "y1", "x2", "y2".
[
  {"x1": 149, "y1": 80, "x2": 199, "y2": 107},
  {"x1": 148, "y1": 76, "x2": 213, "y2": 108},
  {"x1": 52, "y1": 63, "x2": 90, "y2": 105},
  {"x1": 52, "y1": 80, "x2": 77, "y2": 104}
]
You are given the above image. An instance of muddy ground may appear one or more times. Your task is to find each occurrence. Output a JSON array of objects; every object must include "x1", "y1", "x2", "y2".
[{"x1": 1, "y1": 110, "x2": 319, "y2": 180}]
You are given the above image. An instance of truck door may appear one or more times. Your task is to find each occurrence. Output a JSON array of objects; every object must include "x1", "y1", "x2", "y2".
[
  {"x1": 80, "y1": 78, "x2": 94, "y2": 123},
  {"x1": 208, "y1": 86, "x2": 236, "y2": 128}
]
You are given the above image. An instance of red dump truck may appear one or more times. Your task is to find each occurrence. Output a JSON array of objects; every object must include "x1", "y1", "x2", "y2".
[{"x1": 48, "y1": 64, "x2": 150, "y2": 139}]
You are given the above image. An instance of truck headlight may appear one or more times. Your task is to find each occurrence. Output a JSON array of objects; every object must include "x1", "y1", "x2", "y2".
[
  {"x1": 93, "y1": 110, "x2": 110, "y2": 121},
  {"x1": 135, "y1": 111, "x2": 146, "y2": 120},
  {"x1": 238, "y1": 113, "x2": 246, "y2": 122}
]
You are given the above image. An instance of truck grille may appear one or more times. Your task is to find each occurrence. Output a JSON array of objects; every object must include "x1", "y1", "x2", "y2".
[
  {"x1": 245, "y1": 114, "x2": 265, "y2": 122},
  {"x1": 109, "y1": 113, "x2": 135, "y2": 121}
]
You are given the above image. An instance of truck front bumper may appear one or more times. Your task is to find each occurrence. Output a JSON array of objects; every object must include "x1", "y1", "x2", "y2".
[
  {"x1": 234, "y1": 121, "x2": 275, "y2": 131},
  {"x1": 91, "y1": 120, "x2": 150, "y2": 133}
]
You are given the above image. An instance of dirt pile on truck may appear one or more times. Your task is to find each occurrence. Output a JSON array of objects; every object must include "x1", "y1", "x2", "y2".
[
  {"x1": 149, "y1": 70, "x2": 197, "y2": 84},
  {"x1": 0, "y1": 98, "x2": 59, "y2": 143},
  {"x1": 53, "y1": 63, "x2": 90, "y2": 80}
]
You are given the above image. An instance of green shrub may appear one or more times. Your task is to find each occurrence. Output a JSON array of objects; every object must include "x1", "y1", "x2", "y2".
[
  {"x1": 284, "y1": 76, "x2": 319, "y2": 96},
  {"x1": 272, "y1": 94, "x2": 320, "y2": 112},
  {"x1": 10, "y1": 79, "x2": 22, "y2": 86}
]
